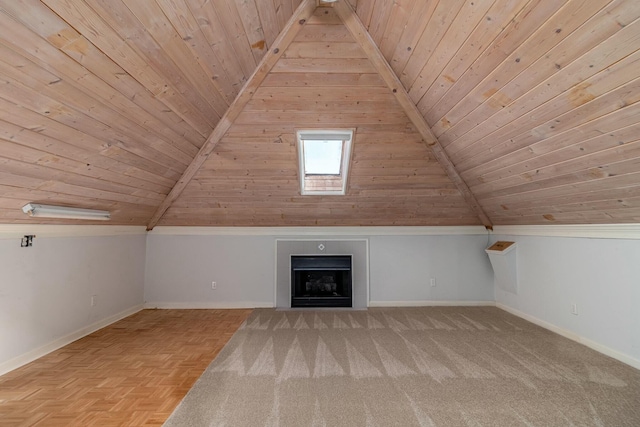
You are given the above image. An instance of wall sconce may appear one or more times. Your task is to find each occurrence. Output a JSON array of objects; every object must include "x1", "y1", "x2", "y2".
[{"x1": 21, "y1": 235, "x2": 35, "y2": 247}]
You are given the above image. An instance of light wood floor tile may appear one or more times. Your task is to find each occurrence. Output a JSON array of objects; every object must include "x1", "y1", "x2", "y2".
[{"x1": 0, "y1": 309, "x2": 252, "y2": 426}]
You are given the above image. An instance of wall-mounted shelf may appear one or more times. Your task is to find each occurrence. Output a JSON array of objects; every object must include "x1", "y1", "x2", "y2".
[{"x1": 486, "y1": 241, "x2": 518, "y2": 294}]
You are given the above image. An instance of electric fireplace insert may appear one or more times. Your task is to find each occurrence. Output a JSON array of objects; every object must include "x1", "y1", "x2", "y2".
[{"x1": 291, "y1": 255, "x2": 352, "y2": 308}]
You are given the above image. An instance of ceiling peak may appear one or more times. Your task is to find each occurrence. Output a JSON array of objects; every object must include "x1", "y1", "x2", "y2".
[
  {"x1": 332, "y1": 1, "x2": 493, "y2": 228},
  {"x1": 146, "y1": 0, "x2": 318, "y2": 230}
]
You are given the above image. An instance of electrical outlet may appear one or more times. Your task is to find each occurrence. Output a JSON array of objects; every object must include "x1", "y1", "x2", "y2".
[
  {"x1": 211, "y1": 281, "x2": 217, "y2": 290},
  {"x1": 91, "y1": 295, "x2": 97, "y2": 307},
  {"x1": 430, "y1": 278, "x2": 436, "y2": 287},
  {"x1": 571, "y1": 303, "x2": 578, "y2": 315}
]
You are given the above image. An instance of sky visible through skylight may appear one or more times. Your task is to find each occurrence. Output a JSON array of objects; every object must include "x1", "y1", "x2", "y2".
[{"x1": 303, "y1": 140, "x2": 342, "y2": 175}]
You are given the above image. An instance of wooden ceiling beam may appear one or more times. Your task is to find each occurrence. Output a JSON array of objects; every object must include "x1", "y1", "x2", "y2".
[
  {"x1": 333, "y1": 0, "x2": 493, "y2": 229},
  {"x1": 146, "y1": 0, "x2": 317, "y2": 230}
]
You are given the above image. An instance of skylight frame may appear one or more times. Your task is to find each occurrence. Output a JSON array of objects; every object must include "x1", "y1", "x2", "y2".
[{"x1": 297, "y1": 129, "x2": 354, "y2": 196}]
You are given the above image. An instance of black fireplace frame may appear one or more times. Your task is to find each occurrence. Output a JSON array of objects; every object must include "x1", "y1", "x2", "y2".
[{"x1": 290, "y1": 255, "x2": 352, "y2": 308}]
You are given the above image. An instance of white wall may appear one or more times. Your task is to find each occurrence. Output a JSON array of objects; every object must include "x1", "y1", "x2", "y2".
[
  {"x1": 0, "y1": 232, "x2": 146, "y2": 374},
  {"x1": 144, "y1": 230, "x2": 495, "y2": 308},
  {"x1": 493, "y1": 233, "x2": 640, "y2": 368},
  {"x1": 4, "y1": 225, "x2": 639, "y2": 374},
  {"x1": 144, "y1": 234, "x2": 276, "y2": 307},
  {"x1": 370, "y1": 235, "x2": 494, "y2": 304}
]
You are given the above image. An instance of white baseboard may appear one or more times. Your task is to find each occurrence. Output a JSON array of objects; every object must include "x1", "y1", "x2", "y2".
[
  {"x1": 368, "y1": 300, "x2": 496, "y2": 307},
  {"x1": 0, "y1": 304, "x2": 144, "y2": 376},
  {"x1": 143, "y1": 301, "x2": 274, "y2": 309},
  {"x1": 496, "y1": 303, "x2": 640, "y2": 370}
]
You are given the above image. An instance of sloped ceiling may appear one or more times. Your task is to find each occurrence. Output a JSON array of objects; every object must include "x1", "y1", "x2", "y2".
[{"x1": 0, "y1": 0, "x2": 639, "y2": 227}]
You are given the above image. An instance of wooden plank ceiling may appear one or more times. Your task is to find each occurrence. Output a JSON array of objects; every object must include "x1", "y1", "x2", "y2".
[{"x1": 0, "y1": 0, "x2": 638, "y2": 226}]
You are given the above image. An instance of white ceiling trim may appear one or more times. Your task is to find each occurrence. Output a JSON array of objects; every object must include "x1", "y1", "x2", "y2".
[
  {"x1": 148, "y1": 226, "x2": 488, "y2": 236},
  {"x1": 492, "y1": 224, "x2": 640, "y2": 240},
  {"x1": 0, "y1": 225, "x2": 147, "y2": 239},
  {"x1": 3, "y1": 224, "x2": 636, "y2": 239}
]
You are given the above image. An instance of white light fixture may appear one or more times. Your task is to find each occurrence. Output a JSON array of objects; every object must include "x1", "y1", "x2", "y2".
[{"x1": 22, "y1": 203, "x2": 111, "y2": 221}]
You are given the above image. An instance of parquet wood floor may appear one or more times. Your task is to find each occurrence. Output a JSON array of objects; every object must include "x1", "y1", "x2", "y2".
[{"x1": 0, "y1": 309, "x2": 252, "y2": 426}]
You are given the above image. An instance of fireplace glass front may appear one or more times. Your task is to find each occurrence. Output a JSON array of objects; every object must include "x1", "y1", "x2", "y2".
[{"x1": 291, "y1": 255, "x2": 352, "y2": 308}]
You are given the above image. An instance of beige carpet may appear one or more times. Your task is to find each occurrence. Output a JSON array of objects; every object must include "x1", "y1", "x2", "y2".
[{"x1": 164, "y1": 307, "x2": 640, "y2": 426}]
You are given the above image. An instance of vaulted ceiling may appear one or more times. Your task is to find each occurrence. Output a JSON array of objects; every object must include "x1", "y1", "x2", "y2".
[{"x1": 1, "y1": 0, "x2": 639, "y2": 227}]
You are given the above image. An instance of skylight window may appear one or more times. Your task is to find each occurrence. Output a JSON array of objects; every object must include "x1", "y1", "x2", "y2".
[
  {"x1": 297, "y1": 130, "x2": 353, "y2": 195},
  {"x1": 303, "y1": 140, "x2": 342, "y2": 175}
]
